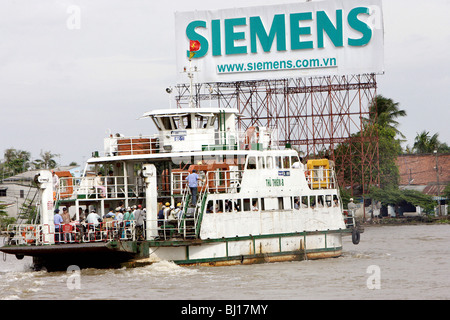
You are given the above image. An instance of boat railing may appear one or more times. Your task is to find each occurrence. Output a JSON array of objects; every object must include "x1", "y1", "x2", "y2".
[
  {"x1": 100, "y1": 128, "x2": 279, "y2": 157},
  {"x1": 305, "y1": 168, "x2": 337, "y2": 190},
  {"x1": 56, "y1": 176, "x2": 144, "y2": 201},
  {"x1": 5, "y1": 221, "x2": 137, "y2": 246}
]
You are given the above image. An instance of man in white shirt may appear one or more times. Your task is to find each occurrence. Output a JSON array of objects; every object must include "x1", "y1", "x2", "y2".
[{"x1": 86, "y1": 210, "x2": 102, "y2": 226}]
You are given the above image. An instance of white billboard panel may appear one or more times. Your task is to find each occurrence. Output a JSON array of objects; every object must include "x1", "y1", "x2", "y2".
[{"x1": 175, "y1": 0, "x2": 384, "y2": 83}]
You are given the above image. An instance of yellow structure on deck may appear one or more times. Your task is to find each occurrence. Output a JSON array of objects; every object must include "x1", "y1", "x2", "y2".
[{"x1": 307, "y1": 159, "x2": 330, "y2": 189}]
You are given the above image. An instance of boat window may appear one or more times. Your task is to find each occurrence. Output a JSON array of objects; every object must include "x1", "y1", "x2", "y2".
[
  {"x1": 260, "y1": 198, "x2": 265, "y2": 210},
  {"x1": 275, "y1": 156, "x2": 282, "y2": 169},
  {"x1": 252, "y1": 198, "x2": 259, "y2": 212},
  {"x1": 278, "y1": 197, "x2": 284, "y2": 210},
  {"x1": 172, "y1": 116, "x2": 180, "y2": 130},
  {"x1": 243, "y1": 198, "x2": 251, "y2": 211},
  {"x1": 301, "y1": 196, "x2": 308, "y2": 208},
  {"x1": 234, "y1": 199, "x2": 242, "y2": 212},
  {"x1": 317, "y1": 195, "x2": 324, "y2": 208},
  {"x1": 196, "y1": 115, "x2": 208, "y2": 129},
  {"x1": 309, "y1": 196, "x2": 316, "y2": 208},
  {"x1": 282, "y1": 156, "x2": 290, "y2": 169},
  {"x1": 161, "y1": 117, "x2": 172, "y2": 130},
  {"x1": 325, "y1": 195, "x2": 332, "y2": 207},
  {"x1": 291, "y1": 156, "x2": 299, "y2": 166},
  {"x1": 266, "y1": 156, "x2": 273, "y2": 169},
  {"x1": 258, "y1": 156, "x2": 265, "y2": 169},
  {"x1": 294, "y1": 197, "x2": 300, "y2": 210},
  {"x1": 206, "y1": 200, "x2": 214, "y2": 213},
  {"x1": 333, "y1": 195, "x2": 339, "y2": 207},
  {"x1": 182, "y1": 115, "x2": 192, "y2": 129},
  {"x1": 246, "y1": 156, "x2": 257, "y2": 170},
  {"x1": 151, "y1": 118, "x2": 162, "y2": 131}
]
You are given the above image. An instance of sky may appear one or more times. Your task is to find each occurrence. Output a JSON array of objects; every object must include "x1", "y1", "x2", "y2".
[{"x1": 0, "y1": 0, "x2": 449, "y2": 167}]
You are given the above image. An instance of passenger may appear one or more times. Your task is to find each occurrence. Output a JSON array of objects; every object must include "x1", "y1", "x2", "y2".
[
  {"x1": 134, "y1": 205, "x2": 146, "y2": 240},
  {"x1": 86, "y1": 210, "x2": 102, "y2": 227},
  {"x1": 163, "y1": 202, "x2": 172, "y2": 220},
  {"x1": 175, "y1": 203, "x2": 183, "y2": 220},
  {"x1": 157, "y1": 204, "x2": 166, "y2": 227},
  {"x1": 105, "y1": 209, "x2": 116, "y2": 219},
  {"x1": 186, "y1": 170, "x2": 202, "y2": 206},
  {"x1": 252, "y1": 201, "x2": 259, "y2": 212},
  {"x1": 52, "y1": 170, "x2": 59, "y2": 192},
  {"x1": 94, "y1": 172, "x2": 107, "y2": 198},
  {"x1": 61, "y1": 207, "x2": 71, "y2": 224},
  {"x1": 85, "y1": 210, "x2": 102, "y2": 240},
  {"x1": 116, "y1": 208, "x2": 124, "y2": 222},
  {"x1": 168, "y1": 205, "x2": 177, "y2": 222},
  {"x1": 122, "y1": 207, "x2": 133, "y2": 220},
  {"x1": 53, "y1": 209, "x2": 63, "y2": 243},
  {"x1": 294, "y1": 198, "x2": 300, "y2": 210}
]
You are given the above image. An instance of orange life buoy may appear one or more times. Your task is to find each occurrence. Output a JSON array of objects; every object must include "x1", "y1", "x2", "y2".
[{"x1": 22, "y1": 226, "x2": 36, "y2": 244}]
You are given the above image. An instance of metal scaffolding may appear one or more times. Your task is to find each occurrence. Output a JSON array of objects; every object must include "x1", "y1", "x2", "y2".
[{"x1": 175, "y1": 73, "x2": 380, "y2": 195}]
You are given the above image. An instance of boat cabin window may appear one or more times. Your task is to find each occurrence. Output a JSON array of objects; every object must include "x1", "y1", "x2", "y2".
[
  {"x1": 309, "y1": 196, "x2": 316, "y2": 208},
  {"x1": 246, "y1": 156, "x2": 257, "y2": 170},
  {"x1": 275, "y1": 156, "x2": 282, "y2": 169},
  {"x1": 282, "y1": 156, "x2": 290, "y2": 169},
  {"x1": 160, "y1": 117, "x2": 175, "y2": 130},
  {"x1": 258, "y1": 156, "x2": 265, "y2": 169},
  {"x1": 317, "y1": 195, "x2": 325, "y2": 208},
  {"x1": 196, "y1": 115, "x2": 208, "y2": 129},
  {"x1": 326, "y1": 195, "x2": 332, "y2": 207},
  {"x1": 266, "y1": 156, "x2": 273, "y2": 169},
  {"x1": 243, "y1": 198, "x2": 251, "y2": 211},
  {"x1": 151, "y1": 118, "x2": 162, "y2": 131},
  {"x1": 301, "y1": 196, "x2": 308, "y2": 208},
  {"x1": 182, "y1": 115, "x2": 192, "y2": 129}
]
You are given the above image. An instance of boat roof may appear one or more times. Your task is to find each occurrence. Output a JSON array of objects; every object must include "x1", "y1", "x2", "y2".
[
  {"x1": 140, "y1": 107, "x2": 240, "y2": 118},
  {"x1": 86, "y1": 149, "x2": 297, "y2": 164}
]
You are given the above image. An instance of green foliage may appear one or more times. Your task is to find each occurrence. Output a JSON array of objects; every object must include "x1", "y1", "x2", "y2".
[
  {"x1": 412, "y1": 131, "x2": 450, "y2": 154},
  {"x1": 367, "y1": 186, "x2": 435, "y2": 214},
  {"x1": 0, "y1": 202, "x2": 16, "y2": 231}
]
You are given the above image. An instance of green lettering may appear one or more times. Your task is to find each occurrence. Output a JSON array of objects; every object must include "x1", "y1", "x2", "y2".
[
  {"x1": 185, "y1": 20, "x2": 209, "y2": 58},
  {"x1": 225, "y1": 17, "x2": 247, "y2": 55},
  {"x1": 317, "y1": 10, "x2": 343, "y2": 48},
  {"x1": 347, "y1": 7, "x2": 372, "y2": 46},
  {"x1": 290, "y1": 12, "x2": 313, "y2": 50},
  {"x1": 250, "y1": 14, "x2": 286, "y2": 53}
]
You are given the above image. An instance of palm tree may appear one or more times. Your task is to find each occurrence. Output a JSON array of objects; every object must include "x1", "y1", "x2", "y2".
[
  {"x1": 368, "y1": 95, "x2": 407, "y2": 138},
  {"x1": 413, "y1": 131, "x2": 450, "y2": 154},
  {"x1": 33, "y1": 150, "x2": 59, "y2": 169},
  {"x1": 3, "y1": 148, "x2": 31, "y2": 175}
]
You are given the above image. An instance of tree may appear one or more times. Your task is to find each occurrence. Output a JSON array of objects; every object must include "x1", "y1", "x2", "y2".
[
  {"x1": 413, "y1": 131, "x2": 450, "y2": 154},
  {"x1": 368, "y1": 95, "x2": 407, "y2": 139},
  {"x1": 336, "y1": 95, "x2": 406, "y2": 192},
  {"x1": 367, "y1": 186, "x2": 435, "y2": 214},
  {"x1": 3, "y1": 148, "x2": 31, "y2": 176},
  {"x1": 33, "y1": 150, "x2": 59, "y2": 169}
]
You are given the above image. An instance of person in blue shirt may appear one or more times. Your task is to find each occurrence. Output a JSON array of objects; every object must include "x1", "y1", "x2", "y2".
[
  {"x1": 54, "y1": 209, "x2": 63, "y2": 243},
  {"x1": 186, "y1": 170, "x2": 202, "y2": 206}
]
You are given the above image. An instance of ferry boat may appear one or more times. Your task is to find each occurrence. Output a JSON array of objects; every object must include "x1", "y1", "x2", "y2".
[{"x1": 1, "y1": 106, "x2": 362, "y2": 271}]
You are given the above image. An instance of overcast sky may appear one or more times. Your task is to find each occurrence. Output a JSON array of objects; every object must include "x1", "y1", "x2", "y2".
[{"x1": 0, "y1": 0, "x2": 449, "y2": 167}]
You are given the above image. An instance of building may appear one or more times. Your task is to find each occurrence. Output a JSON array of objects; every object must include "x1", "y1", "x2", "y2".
[
  {"x1": 0, "y1": 166, "x2": 82, "y2": 221},
  {"x1": 396, "y1": 153, "x2": 449, "y2": 215}
]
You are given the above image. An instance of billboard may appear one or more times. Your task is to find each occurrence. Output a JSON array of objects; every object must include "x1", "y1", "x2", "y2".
[{"x1": 175, "y1": 0, "x2": 384, "y2": 83}]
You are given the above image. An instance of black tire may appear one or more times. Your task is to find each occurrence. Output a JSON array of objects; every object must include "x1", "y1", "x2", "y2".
[{"x1": 352, "y1": 229, "x2": 360, "y2": 245}]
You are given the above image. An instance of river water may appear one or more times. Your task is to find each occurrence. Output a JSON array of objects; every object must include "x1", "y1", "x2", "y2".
[{"x1": 1, "y1": 224, "x2": 449, "y2": 301}]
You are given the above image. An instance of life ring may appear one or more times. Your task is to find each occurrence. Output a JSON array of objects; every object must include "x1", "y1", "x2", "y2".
[
  {"x1": 352, "y1": 229, "x2": 360, "y2": 245},
  {"x1": 22, "y1": 226, "x2": 36, "y2": 244}
]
